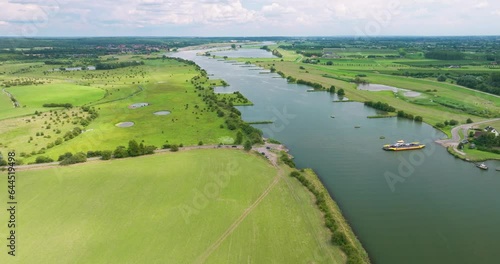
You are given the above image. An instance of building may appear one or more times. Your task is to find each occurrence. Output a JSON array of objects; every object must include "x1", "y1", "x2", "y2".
[{"x1": 484, "y1": 126, "x2": 499, "y2": 136}]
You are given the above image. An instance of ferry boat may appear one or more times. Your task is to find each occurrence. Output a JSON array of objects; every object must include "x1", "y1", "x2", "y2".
[{"x1": 383, "y1": 140, "x2": 425, "y2": 151}]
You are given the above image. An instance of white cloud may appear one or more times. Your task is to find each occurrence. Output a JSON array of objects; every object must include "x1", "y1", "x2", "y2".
[
  {"x1": 474, "y1": 1, "x2": 489, "y2": 9},
  {"x1": 0, "y1": 0, "x2": 499, "y2": 36}
]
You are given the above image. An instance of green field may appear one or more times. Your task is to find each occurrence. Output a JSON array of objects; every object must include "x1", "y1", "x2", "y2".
[
  {"x1": 6, "y1": 83, "x2": 105, "y2": 108},
  {"x1": 0, "y1": 149, "x2": 346, "y2": 263},
  {"x1": 0, "y1": 58, "x2": 242, "y2": 163}
]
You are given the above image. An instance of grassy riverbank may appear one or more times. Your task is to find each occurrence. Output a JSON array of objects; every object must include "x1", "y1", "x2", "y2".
[{"x1": 0, "y1": 149, "x2": 350, "y2": 264}]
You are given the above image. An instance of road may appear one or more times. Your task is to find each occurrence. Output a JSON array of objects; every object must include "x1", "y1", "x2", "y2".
[
  {"x1": 12, "y1": 143, "x2": 287, "y2": 171},
  {"x1": 435, "y1": 118, "x2": 500, "y2": 156}
]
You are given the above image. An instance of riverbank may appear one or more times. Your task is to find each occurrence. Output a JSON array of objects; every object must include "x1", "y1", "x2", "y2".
[{"x1": 295, "y1": 168, "x2": 371, "y2": 263}]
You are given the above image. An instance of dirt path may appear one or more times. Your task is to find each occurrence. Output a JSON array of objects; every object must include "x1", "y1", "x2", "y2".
[{"x1": 194, "y1": 168, "x2": 283, "y2": 264}]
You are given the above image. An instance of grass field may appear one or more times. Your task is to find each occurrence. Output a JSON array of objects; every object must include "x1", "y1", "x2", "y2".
[
  {"x1": 6, "y1": 83, "x2": 105, "y2": 108},
  {"x1": 0, "y1": 58, "x2": 242, "y2": 163},
  {"x1": 0, "y1": 149, "x2": 346, "y2": 263}
]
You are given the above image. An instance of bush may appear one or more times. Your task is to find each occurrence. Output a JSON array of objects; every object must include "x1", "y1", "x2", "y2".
[
  {"x1": 60, "y1": 152, "x2": 87, "y2": 165},
  {"x1": 198, "y1": 141, "x2": 203, "y2": 146},
  {"x1": 466, "y1": 118, "x2": 473, "y2": 124},
  {"x1": 35, "y1": 156, "x2": 54, "y2": 164},
  {"x1": 58, "y1": 152, "x2": 73, "y2": 161},
  {"x1": 449, "y1": 119, "x2": 459, "y2": 126},
  {"x1": 101, "y1": 150, "x2": 112, "y2": 160},
  {"x1": 170, "y1": 144, "x2": 179, "y2": 152},
  {"x1": 113, "y1": 146, "x2": 129, "y2": 158},
  {"x1": 244, "y1": 141, "x2": 252, "y2": 151},
  {"x1": 437, "y1": 75, "x2": 447, "y2": 82},
  {"x1": 414, "y1": 116, "x2": 423, "y2": 122},
  {"x1": 280, "y1": 152, "x2": 295, "y2": 168}
]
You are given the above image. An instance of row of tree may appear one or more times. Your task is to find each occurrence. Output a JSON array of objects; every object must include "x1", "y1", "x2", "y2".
[{"x1": 95, "y1": 61, "x2": 144, "y2": 70}]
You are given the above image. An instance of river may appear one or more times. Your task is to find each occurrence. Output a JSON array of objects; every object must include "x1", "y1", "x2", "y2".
[{"x1": 173, "y1": 49, "x2": 500, "y2": 264}]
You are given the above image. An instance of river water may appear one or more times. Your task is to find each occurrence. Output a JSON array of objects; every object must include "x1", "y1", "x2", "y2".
[{"x1": 173, "y1": 49, "x2": 500, "y2": 264}]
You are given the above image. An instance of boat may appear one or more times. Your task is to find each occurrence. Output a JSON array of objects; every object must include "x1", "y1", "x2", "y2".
[
  {"x1": 330, "y1": 115, "x2": 335, "y2": 118},
  {"x1": 383, "y1": 140, "x2": 425, "y2": 151},
  {"x1": 355, "y1": 125, "x2": 361, "y2": 128},
  {"x1": 476, "y1": 163, "x2": 488, "y2": 170}
]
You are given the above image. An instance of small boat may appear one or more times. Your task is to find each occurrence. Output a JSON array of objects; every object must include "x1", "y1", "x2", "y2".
[
  {"x1": 354, "y1": 125, "x2": 361, "y2": 128},
  {"x1": 383, "y1": 140, "x2": 425, "y2": 151},
  {"x1": 380, "y1": 136, "x2": 385, "y2": 139},
  {"x1": 330, "y1": 115, "x2": 335, "y2": 118},
  {"x1": 476, "y1": 163, "x2": 488, "y2": 170}
]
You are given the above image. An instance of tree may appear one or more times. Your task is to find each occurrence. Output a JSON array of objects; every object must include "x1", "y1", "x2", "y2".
[
  {"x1": 437, "y1": 75, "x2": 447, "y2": 82},
  {"x1": 337, "y1": 89, "x2": 345, "y2": 97},
  {"x1": 231, "y1": 44, "x2": 236, "y2": 49},
  {"x1": 244, "y1": 141, "x2": 252, "y2": 151},
  {"x1": 449, "y1": 120, "x2": 459, "y2": 126},
  {"x1": 466, "y1": 118, "x2": 473, "y2": 124},
  {"x1": 234, "y1": 131, "x2": 243, "y2": 144},
  {"x1": 329, "y1": 86, "x2": 336, "y2": 93},
  {"x1": 326, "y1": 61, "x2": 333, "y2": 66},
  {"x1": 398, "y1": 48, "x2": 407, "y2": 57},
  {"x1": 113, "y1": 146, "x2": 129, "y2": 158},
  {"x1": 128, "y1": 140, "x2": 140, "y2": 157},
  {"x1": 414, "y1": 116, "x2": 423, "y2": 122}
]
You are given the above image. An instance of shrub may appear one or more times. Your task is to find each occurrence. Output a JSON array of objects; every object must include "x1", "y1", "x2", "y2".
[
  {"x1": 244, "y1": 140, "x2": 252, "y2": 151},
  {"x1": 58, "y1": 152, "x2": 73, "y2": 161},
  {"x1": 170, "y1": 144, "x2": 179, "y2": 152},
  {"x1": 35, "y1": 156, "x2": 54, "y2": 164},
  {"x1": 113, "y1": 146, "x2": 129, "y2": 158},
  {"x1": 60, "y1": 152, "x2": 87, "y2": 165},
  {"x1": 101, "y1": 150, "x2": 112, "y2": 160}
]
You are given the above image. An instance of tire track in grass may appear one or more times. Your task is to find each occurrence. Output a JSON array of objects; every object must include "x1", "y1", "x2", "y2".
[{"x1": 194, "y1": 168, "x2": 283, "y2": 264}]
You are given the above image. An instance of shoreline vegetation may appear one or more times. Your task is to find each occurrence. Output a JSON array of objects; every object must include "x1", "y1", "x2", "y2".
[{"x1": 290, "y1": 168, "x2": 371, "y2": 264}]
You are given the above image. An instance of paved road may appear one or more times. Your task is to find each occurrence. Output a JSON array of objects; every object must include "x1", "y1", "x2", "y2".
[{"x1": 436, "y1": 118, "x2": 500, "y2": 156}]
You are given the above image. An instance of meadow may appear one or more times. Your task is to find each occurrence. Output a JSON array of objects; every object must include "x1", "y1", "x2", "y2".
[
  {"x1": 0, "y1": 58, "x2": 243, "y2": 163},
  {"x1": 0, "y1": 149, "x2": 346, "y2": 264}
]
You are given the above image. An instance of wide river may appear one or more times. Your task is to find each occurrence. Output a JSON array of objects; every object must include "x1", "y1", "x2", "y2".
[{"x1": 174, "y1": 49, "x2": 500, "y2": 264}]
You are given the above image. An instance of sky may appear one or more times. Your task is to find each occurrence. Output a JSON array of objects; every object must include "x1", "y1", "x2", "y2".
[{"x1": 0, "y1": 0, "x2": 499, "y2": 37}]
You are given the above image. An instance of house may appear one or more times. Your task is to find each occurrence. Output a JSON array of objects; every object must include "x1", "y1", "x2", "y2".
[
  {"x1": 484, "y1": 126, "x2": 499, "y2": 136},
  {"x1": 322, "y1": 48, "x2": 341, "y2": 59}
]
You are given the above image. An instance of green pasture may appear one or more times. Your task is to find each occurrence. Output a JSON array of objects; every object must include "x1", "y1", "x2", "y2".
[
  {"x1": 0, "y1": 149, "x2": 344, "y2": 264},
  {"x1": 5, "y1": 83, "x2": 105, "y2": 108}
]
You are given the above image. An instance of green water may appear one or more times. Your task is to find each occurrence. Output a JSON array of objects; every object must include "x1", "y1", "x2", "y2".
[{"x1": 175, "y1": 50, "x2": 500, "y2": 264}]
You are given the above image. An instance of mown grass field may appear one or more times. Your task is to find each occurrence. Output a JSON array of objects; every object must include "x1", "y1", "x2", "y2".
[
  {"x1": 0, "y1": 149, "x2": 345, "y2": 263},
  {"x1": 6, "y1": 83, "x2": 105, "y2": 108}
]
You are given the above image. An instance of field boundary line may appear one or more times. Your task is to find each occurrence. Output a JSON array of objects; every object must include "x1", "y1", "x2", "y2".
[{"x1": 194, "y1": 169, "x2": 283, "y2": 264}]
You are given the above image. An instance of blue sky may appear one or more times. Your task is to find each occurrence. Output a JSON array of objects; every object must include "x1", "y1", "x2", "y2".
[{"x1": 0, "y1": 0, "x2": 499, "y2": 37}]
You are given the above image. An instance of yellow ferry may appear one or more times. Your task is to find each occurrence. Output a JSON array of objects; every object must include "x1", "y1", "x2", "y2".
[{"x1": 383, "y1": 140, "x2": 425, "y2": 151}]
